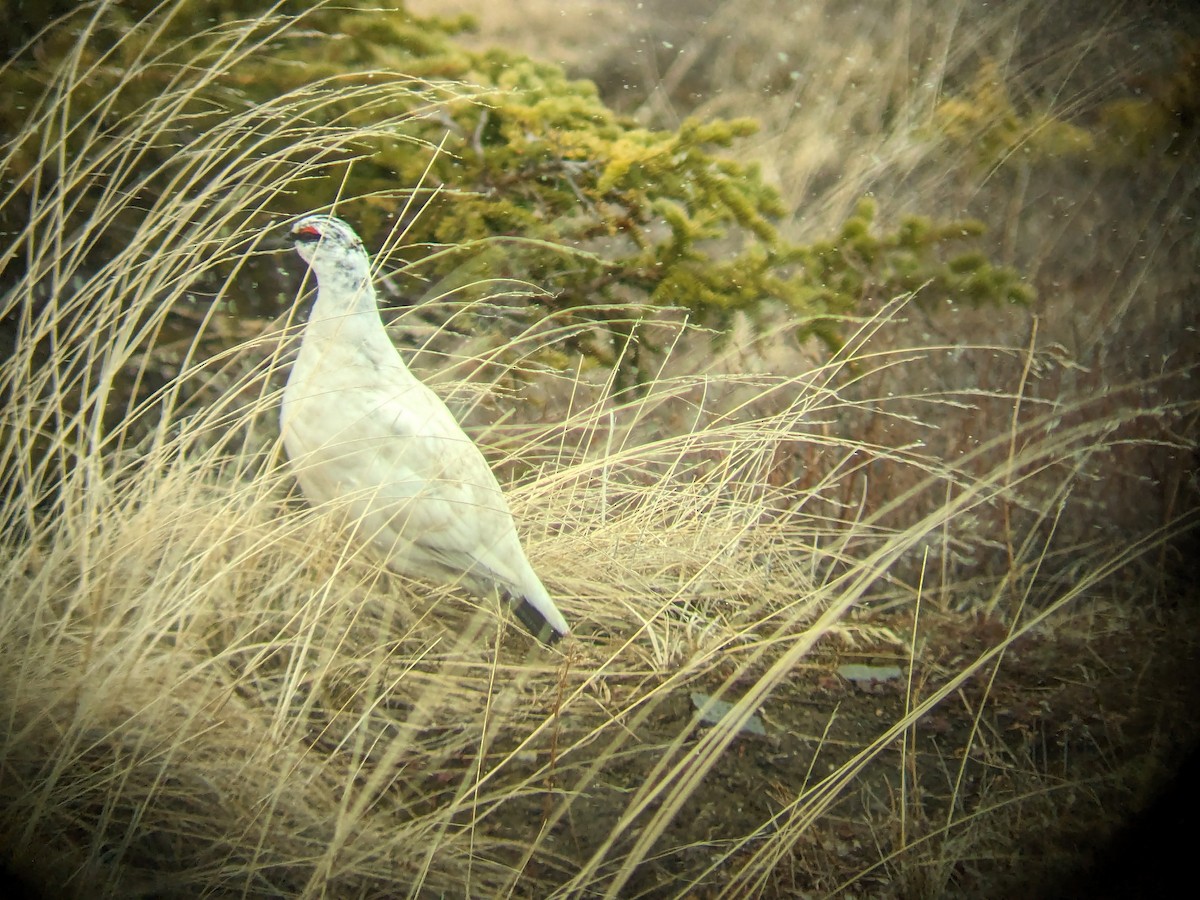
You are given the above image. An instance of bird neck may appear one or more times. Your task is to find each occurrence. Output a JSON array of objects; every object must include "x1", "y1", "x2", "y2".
[
  {"x1": 299, "y1": 266, "x2": 398, "y2": 357},
  {"x1": 309, "y1": 259, "x2": 375, "y2": 315}
]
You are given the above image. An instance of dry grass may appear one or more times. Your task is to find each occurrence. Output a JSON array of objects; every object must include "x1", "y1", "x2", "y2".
[{"x1": 3, "y1": 1, "x2": 1198, "y2": 897}]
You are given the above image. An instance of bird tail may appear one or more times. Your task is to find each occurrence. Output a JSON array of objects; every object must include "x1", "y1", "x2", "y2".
[{"x1": 504, "y1": 584, "x2": 569, "y2": 645}]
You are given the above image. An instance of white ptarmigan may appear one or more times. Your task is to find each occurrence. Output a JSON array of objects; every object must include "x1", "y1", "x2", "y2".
[{"x1": 280, "y1": 214, "x2": 569, "y2": 644}]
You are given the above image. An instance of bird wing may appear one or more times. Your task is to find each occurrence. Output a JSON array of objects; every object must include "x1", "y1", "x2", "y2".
[{"x1": 283, "y1": 375, "x2": 537, "y2": 594}]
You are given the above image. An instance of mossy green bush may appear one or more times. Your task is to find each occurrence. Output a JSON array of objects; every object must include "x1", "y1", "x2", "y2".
[
  {"x1": 934, "y1": 43, "x2": 1200, "y2": 170},
  {"x1": 1, "y1": 0, "x2": 1031, "y2": 388}
]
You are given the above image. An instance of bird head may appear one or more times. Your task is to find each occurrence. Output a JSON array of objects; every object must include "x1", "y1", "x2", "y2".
[{"x1": 290, "y1": 215, "x2": 369, "y2": 274}]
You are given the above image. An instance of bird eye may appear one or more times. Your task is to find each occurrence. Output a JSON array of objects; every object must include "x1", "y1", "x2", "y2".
[{"x1": 293, "y1": 227, "x2": 322, "y2": 244}]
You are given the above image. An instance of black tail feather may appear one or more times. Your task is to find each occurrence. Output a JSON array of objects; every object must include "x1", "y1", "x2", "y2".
[{"x1": 507, "y1": 593, "x2": 565, "y2": 645}]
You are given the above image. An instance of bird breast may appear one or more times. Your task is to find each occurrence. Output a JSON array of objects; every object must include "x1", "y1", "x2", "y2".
[{"x1": 280, "y1": 336, "x2": 527, "y2": 586}]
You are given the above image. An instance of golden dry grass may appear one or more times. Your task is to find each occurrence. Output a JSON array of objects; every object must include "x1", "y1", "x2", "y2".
[{"x1": 3, "y1": 1, "x2": 1198, "y2": 897}]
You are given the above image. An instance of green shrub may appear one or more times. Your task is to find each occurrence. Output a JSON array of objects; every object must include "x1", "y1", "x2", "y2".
[
  {"x1": 1, "y1": 0, "x2": 1031, "y2": 390},
  {"x1": 934, "y1": 45, "x2": 1200, "y2": 170}
]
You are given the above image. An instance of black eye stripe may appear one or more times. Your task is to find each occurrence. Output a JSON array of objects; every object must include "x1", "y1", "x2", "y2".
[{"x1": 293, "y1": 228, "x2": 322, "y2": 243}]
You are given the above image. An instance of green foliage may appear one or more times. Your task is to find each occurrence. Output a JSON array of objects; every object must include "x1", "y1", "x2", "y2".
[
  {"x1": 1098, "y1": 35, "x2": 1200, "y2": 161},
  {"x1": 934, "y1": 60, "x2": 1095, "y2": 169},
  {"x1": 935, "y1": 45, "x2": 1200, "y2": 170},
  {"x1": 1, "y1": 0, "x2": 1031, "y2": 388},
  {"x1": 787, "y1": 199, "x2": 1033, "y2": 343}
]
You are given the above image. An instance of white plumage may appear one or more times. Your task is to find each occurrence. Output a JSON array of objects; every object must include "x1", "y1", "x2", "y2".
[{"x1": 280, "y1": 214, "x2": 569, "y2": 643}]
